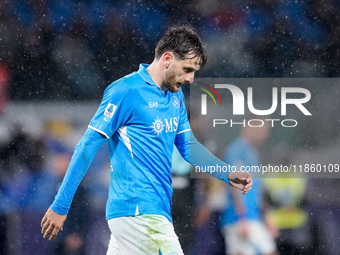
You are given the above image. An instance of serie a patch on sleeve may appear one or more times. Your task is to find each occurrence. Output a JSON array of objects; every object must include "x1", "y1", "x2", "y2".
[{"x1": 104, "y1": 103, "x2": 117, "y2": 121}]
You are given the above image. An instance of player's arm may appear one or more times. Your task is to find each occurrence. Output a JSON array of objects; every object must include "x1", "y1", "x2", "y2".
[
  {"x1": 175, "y1": 90, "x2": 252, "y2": 193},
  {"x1": 41, "y1": 128, "x2": 106, "y2": 240},
  {"x1": 175, "y1": 130, "x2": 253, "y2": 194}
]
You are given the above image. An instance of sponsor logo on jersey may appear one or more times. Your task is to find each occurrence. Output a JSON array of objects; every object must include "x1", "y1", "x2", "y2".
[
  {"x1": 164, "y1": 116, "x2": 179, "y2": 133},
  {"x1": 104, "y1": 103, "x2": 117, "y2": 121},
  {"x1": 149, "y1": 102, "x2": 158, "y2": 108},
  {"x1": 150, "y1": 116, "x2": 180, "y2": 136},
  {"x1": 150, "y1": 116, "x2": 165, "y2": 136},
  {"x1": 171, "y1": 96, "x2": 180, "y2": 109}
]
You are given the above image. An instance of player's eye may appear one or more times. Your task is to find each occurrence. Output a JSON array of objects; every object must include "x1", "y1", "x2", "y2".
[{"x1": 184, "y1": 68, "x2": 194, "y2": 73}]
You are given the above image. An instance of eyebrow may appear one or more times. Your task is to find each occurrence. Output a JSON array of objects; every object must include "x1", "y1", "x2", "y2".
[{"x1": 184, "y1": 67, "x2": 198, "y2": 72}]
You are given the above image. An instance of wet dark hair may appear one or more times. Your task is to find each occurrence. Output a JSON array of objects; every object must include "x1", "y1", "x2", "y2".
[{"x1": 155, "y1": 25, "x2": 207, "y2": 67}]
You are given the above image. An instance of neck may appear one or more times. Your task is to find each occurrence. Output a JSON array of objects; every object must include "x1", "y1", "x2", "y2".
[{"x1": 146, "y1": 60, "x2": 166, "y2": 90}]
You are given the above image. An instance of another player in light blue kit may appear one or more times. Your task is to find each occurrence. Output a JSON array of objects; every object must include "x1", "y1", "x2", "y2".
[
  {"x1": 221, "y1": 123, "x2": 277, "y2": 255},
  {"x1": 41, "y1": 26, "x2": 253, "y2": 255}
]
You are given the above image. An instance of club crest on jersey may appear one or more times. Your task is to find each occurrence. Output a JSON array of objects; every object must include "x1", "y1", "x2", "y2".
[
  {"x1": 171, "y1": 96, "x2": 180, "y2": 109},
  {"x1": 150, "y1": 116, "x2": 165, "y2": 136},
  {"x1": 104, "y1": 103, "x2": 117, "y2": 121}
]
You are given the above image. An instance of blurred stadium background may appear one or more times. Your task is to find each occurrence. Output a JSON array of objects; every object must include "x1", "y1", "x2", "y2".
[{"x1": 0, "y1": 0, "x2": 339, "y2": 254}]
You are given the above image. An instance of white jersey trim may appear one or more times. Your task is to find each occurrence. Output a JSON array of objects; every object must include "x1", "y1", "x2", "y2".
[
  {"x1": 88, "y1": 125, "x2": 110, "y2": 139},
  {"x1": 117, "y1": 126, "x2": 133, "y2": 158},
  {"x1": 177, "y1": 129, "x2": 191, "y2": 135}
]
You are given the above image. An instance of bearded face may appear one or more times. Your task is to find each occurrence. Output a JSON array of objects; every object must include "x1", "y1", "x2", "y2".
[
  {"x1": 163, "y1": 56, "x2": 200, "y2": 93},
  {"x1": 164, "y1": 66, "x2": 184, "y2": 93}
]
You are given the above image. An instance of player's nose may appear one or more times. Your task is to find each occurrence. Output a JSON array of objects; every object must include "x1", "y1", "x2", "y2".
[{"x1": 185, "y1": 72, "x2": 195, "y2": 83}]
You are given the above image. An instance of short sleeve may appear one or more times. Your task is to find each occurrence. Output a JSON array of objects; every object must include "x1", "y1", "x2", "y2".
[{"x1": 88, "y1": 80, "x2": 134, "y2": 139}]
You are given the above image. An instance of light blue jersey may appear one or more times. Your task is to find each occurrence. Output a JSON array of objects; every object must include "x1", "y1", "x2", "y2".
[
  {"x1": 88, "y1": 64, "x2": 190, "y2": 222},
  {"x1": 51, "y1": 64, "x2": 231, "y2": 224},
  {"x1": 221, "y1": 137, "x2": 262, "y2": 226}
]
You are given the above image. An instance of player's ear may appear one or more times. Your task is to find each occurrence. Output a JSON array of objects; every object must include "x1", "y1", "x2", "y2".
[{"x1": 162, "y1": 52, "x2": 173, "y2": 69}]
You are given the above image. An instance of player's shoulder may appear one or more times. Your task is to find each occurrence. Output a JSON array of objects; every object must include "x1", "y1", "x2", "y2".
[
  {"x1": 177, "y1": 88, "x2": 187, "y2": 107},
  {"x1": 104, "y1": 71, "x2": 142, "y2": 95}
]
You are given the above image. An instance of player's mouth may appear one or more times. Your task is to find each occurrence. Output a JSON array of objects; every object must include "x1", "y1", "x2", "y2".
[{"x1": 176, "y1": 82, "x2": 182, "y2": 88}]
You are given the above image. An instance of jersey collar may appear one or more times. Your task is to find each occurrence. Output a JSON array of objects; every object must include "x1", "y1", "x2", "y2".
[{"x1": 137, "y1": 64, "x2": 157, "y2": 86}]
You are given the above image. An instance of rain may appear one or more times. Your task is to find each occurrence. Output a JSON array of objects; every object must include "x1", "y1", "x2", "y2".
[{"x1": 0, "y1": 0, "x2": 339, "y2": 254}]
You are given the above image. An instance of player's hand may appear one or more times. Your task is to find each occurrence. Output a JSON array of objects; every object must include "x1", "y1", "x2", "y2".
[
  {"x1": 227, "y1": 172, "x2": 253, "y2": 194},
  {"x1": 41, "y1": 207, "x2": 67, "y2": 240}
]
